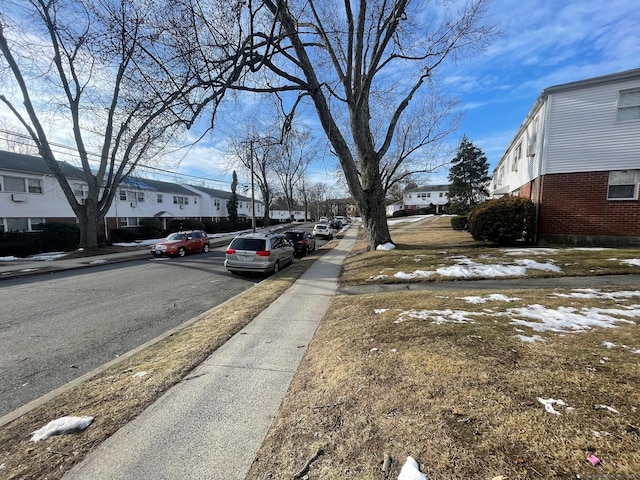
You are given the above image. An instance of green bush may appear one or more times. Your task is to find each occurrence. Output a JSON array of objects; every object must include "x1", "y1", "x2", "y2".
[
  {"x1": 391, "y1": 209, "x2": 407, "y2": 218},
  {"x1": 467, "y1": 197, "x2": 536, "y2": 246},
  {"x1": 450, "y1": 216, "x2": 467, "y2": 231}
]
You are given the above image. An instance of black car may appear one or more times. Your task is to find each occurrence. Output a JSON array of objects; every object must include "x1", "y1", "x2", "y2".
[{"x1": 284, "y1": 229, "x2": 316, "y2": 257}]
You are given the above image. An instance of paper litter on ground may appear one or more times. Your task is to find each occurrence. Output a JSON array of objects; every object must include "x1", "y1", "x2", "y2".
[{"x1": 398, "y1": 456, "x2": 428, "y2": 480}]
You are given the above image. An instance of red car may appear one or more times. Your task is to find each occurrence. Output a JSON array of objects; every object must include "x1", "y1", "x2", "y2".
[{"x1": 151, "y1": 230, "x2": 210, "y2": 257}]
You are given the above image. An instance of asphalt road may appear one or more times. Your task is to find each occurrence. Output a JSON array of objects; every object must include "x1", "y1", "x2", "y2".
[{"x1": 0, "y1": 248, "x2": 259, "y2": 418}]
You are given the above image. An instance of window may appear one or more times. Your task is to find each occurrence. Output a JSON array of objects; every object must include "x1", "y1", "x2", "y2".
[
  {"x1": 608, "y1": 170, "x2": 639, "y2": 200},
  {"x1": 27, "y1": 179, "x2": 42, "y2": 193},
  {"x1": 617, "y1": 89, "x2": 640, "y2": 121},
  {"x1": 4, "y1": 176, "x2": 26, "y2": 192},
  {"x1": 214, "y1": 199, "x2": 220, "y2": 209},
  {"x1": 74, "y1": 183, "x2": 88, "y2": 199},
  {"x1": 157, "y1": 194, "x2": 163, "y2": 203},
  {"x1": 121, "y1": 217, "x2": 141, "y2": 227},
  {"x1": 439, "y1": 192, "x2": 443, "y2": 197},
  {"x1": 136, "y1": 191, "x2": 145, "y2": 202},
  {"x1": 173, "y1": 196, "x2": 189, "y2": 205},
  {"x1": 512, "y1": 143, "x2": 522, "y2": 172},
  {"x1": 6, "y1": 218, "x2": 28, "y2": 232},
  {"x1": 119, "y1": 190, "x2": 127, "y2": 201}
]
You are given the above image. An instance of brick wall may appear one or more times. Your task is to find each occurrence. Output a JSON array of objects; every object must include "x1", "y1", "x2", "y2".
[{"x1": 539, "y1": 172, "x2": 640, "y2": 236}]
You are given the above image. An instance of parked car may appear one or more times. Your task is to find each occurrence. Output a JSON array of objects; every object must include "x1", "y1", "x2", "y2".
[
  {"x1": 319, "y1": 216, "x2": 329, "y2": 223},
  {"x1": 313, "y1": 223, "x2": 333, "y2": 239},
  {"x1": 284, "y1": 229, "x2": 316, "y2": 257},
  {"x1": 224, "y1": 232, "x2": 295, "y2": 274},
  {"x1": 334, "y1": 215, "x2": 345, "y2": 223},
  {"x1": 151, "y1": 230, "x2": 210, "y2": 257},
  {"x1": 329, "y1": 219, "x2": 343, "y2": 233}
]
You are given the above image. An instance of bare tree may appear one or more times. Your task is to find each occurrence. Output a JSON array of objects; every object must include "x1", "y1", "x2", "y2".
[
  {"x1": 0, "y1": 0, "x2": 199, "y2": 247},
  {"x1": 272, "y1": 126, "x2": 313, "y2": 221},
  {"x1": 176, "y1": 0, "x2": 495, "y2": 249}
]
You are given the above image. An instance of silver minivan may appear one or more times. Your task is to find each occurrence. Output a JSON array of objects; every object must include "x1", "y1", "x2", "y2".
[{"x1": 224, "y1": 232, "x2": 295, "y2": 274}]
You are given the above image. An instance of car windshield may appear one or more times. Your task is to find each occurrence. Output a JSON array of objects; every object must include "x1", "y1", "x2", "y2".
[
  {"x1": 315, "y1": 225, "x2": 326, "y2": 229},
  {"x1": 167, "y1": 233, "x2": 184, "y2": 240},
  {"x1": 230, "y1": 238, "x2": 266, "y2": 251},
  {"x1": 285, "y1": 232, "x2": 303, "y2": 240}
]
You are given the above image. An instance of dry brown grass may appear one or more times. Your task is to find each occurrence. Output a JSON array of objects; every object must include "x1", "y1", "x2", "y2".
[
  {"x1": 341, "y1": 217, "x2": 640, "y2": 286},
  {"x1": 248, "y1": 288, "x2": 640, "y2": 479},
  {"x1": 0, "y1": 251, "x2": 328, "y2": 480}
]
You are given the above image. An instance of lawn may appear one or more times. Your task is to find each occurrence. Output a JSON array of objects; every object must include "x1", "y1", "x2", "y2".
[{"x1": 247, "y1": 216, "x2": 640, "y2": 479}]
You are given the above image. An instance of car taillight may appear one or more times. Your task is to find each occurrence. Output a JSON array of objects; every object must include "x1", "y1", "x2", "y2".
[
  {"x1": 256, "y1": 250, "x2": 271, "y2": 256},
  {"x1": 226, "y1": 248, "x2": 236, "y2": 254},
  {"x1": 298, "y1": 239, "x2": 306, "y2": 244}
]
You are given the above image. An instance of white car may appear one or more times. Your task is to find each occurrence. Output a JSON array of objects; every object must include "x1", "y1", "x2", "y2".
[
  {"x1": 319, "y1": 216, "x2": 329, "y2": 223},
  {"x1": 313, "y1": 223, "x2": 333, "y2": 239}
]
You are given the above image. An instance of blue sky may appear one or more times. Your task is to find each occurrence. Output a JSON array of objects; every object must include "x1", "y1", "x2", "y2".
[
  {"x1": 172, "y1": 0, "x2": 639, "y2": 194},
  {"x1": 1, "y1": 0, "x2": 638, "y2": 196}
]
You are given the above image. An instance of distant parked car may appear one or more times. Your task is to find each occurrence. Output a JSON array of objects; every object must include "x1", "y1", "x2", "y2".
[
  {"x1": 284, "y1": 229, "x2": 316, "y2": 257},
  {"x1": 224, "y1": 232, "x2": 295, "y2": 274},
  {"x1": 319, "y1": 216, "x2": 329, "y2": 223},
  {"x1": 334, "y1": 215, "x2": 345, "y2": 223},
  {"x1": 151, "y1": 230, "x2": 210, "y2": 257},
  {"x1": 329, "y1": 219, "x2": 343, "y2": 233},
  {"x1": 313, "y1": 223, "x2": 333, "y2": 239}
]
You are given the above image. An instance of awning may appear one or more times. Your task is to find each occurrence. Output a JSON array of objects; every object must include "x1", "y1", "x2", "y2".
[
  {"x1": 491, "y1": 185, "x2": 510, "y2": 196},
  {"x1": 154, "y1": 211, "x2": 174, "y2": 218}
]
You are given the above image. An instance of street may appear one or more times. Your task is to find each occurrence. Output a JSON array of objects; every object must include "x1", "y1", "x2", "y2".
[{"x1": 0, "y1": 248, "x2": 255, "y2": 417}]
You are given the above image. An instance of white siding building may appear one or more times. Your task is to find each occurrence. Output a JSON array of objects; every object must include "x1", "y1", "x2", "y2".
[{"x1": 492, "y1": 68, "x2": 640, "y2": 245}]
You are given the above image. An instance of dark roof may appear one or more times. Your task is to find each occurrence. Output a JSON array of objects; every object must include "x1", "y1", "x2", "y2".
[
  {"x1": 408, "y1": 184, "x2": 449, "y2": 193},
  {"x1": 187, "y1": 185, "x2": 255, "y2": 203},
  {"x1": 121, "y1": 177, "x2": 195, "y2": 195},
  {"x1": 0, "y1": 150, "x2": 85, "y2": 179}
]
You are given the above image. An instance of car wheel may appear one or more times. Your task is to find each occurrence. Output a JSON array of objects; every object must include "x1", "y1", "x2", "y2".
[
  {"x1": 203, "y1": 243, "x2": 210, "y2": 253},
  {"x1": 272, "y1": 260, "x2": 280, "y2": 274},
  {"x1": 178, "y1": 247, "x2": 186, "y2": 257}
]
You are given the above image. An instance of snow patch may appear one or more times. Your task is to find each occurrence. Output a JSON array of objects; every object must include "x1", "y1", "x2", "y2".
[
  {"x1": 30, "y1": 416, "x2": 94, "y2": 441},
  {"x1": 398, "y1": 456, "x2": 428, "y2": 480},
  {"x1": 538, "y1": 397, "x2": 567, "y2": 415},
  {"x1": 376, "y1": 242, "x2": 396, "y2": 251},
  {"x1": 458, "y1": 294, "x2": 521, "y2": 304}
]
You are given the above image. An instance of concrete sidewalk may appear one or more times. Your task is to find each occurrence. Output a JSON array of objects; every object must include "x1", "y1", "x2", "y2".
[{"x1": 63, "y1": 227, "x2": 357, "y2": 480}]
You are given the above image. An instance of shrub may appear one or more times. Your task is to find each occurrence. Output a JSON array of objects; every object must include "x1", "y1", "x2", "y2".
[
  {"x1": 450, "y1": 216, "x2": 468, "y2": 231},
  {"x1": 467, "y1": 197, "x2": 536, "y2": 246},
  {"x1": 138, "y1": 218, "x2": 163, "y2": 239},
  {"x1": 169, "y1": 219, "x2": 205, "y2": 231},
  {"x1": 391, "y1": 209, "x2": 407, "y2": 218},
  {"x1": 110, "y1": 228, "x2": 143, "y2": 243},
  {"x1": 40, "y1": 222, "x2": 80, "y2": 251}
]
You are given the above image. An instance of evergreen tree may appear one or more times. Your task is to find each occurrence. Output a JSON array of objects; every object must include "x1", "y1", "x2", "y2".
[
  {"x1": 227, "y1": 171, "x2": 239, "y2": 229},
  {"x1": 448, "y1": 136, "x2": 491, "y2": 215}
]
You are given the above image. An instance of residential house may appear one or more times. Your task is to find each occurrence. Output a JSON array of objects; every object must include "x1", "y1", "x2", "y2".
[
  {"x1": 184, "y1": 185, "x2": 264, "y2": 224},
  {"x1": 491, "y1": 68, "x2": 640, "y2": 245},
  {"x1": 404, "y1": 185, "x2": 450, "y2": 214},
  {"x1": 0, "y1": 151, "x2": 84, "y2": 232},
  {"x1": 0, "y1": 150, "x2": 267, "y2": 240}
]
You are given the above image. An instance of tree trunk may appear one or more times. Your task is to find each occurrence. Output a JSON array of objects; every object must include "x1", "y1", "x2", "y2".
[
  {"x1": 77, "y1": 201, "x2": 100, "y2": 249},
  {"x1": 357, "y1": 181, "x2": 392, "y2": 250}
]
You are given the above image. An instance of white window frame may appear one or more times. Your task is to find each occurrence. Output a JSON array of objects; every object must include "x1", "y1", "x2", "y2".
[
  {"x1": 119, "y1": 190, "x2": 128, "y2": 201},
  {"x1": 607, "y1": 170, "x2": 639, "y2": 200},
  {"x1": 617, "y1": 89, "x2": 640, "y2": 121},
  {"x1": 157, "y1": 194, "x2": 163, "y2": 203},
  {"x1": 121, "y1": 217, "x2": 141, "y2": 227},
  {"x1": 512, "y1": 143, "x2": 522, "y2": 172},
  {"x1": 173, "y1": 195, "x2": 189, "y2": 205}
]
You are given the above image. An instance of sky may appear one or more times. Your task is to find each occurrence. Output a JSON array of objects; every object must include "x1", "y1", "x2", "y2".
[
  {"x1": 163, "y1": 0, "x2": 640, "y2": 191},
  {"x1": 1, "y1": 0, "x2": 639, "y2": 195}
]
